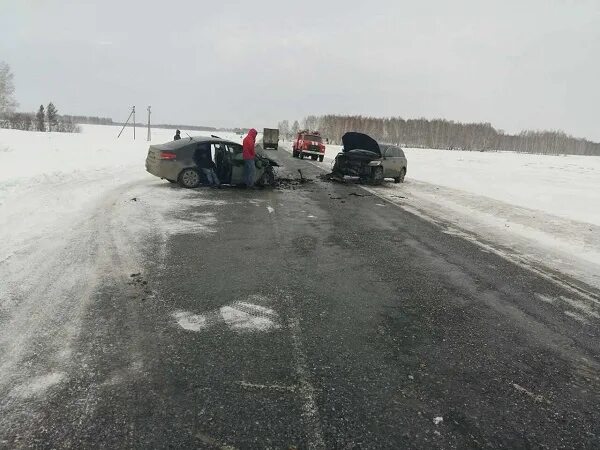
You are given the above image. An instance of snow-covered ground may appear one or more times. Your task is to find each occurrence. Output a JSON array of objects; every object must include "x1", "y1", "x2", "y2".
[
  {"x1": 285, "y1": 142, "x2": 600, "y2": 292},
  {"x1": 0, "y1": 124, "x2": 239, "y2": 397}
]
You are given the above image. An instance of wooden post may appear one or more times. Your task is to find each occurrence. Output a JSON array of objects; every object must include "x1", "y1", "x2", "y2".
[{"x1": 147, "y1": 106, "x2": 151, "y2": 141}]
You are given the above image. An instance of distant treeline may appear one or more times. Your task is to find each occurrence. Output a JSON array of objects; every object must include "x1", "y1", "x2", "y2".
[
  {"x1": 27, "y1": 113, "x2": 222, "y2": 133},
  {"x1": 143, "y1": 123, "x2": 218, "y2": 132},
  {"x1": 299, "y1": 115, "x2": 600, "y2": 156},
  {"x1": 1, "y1": 103, "x2": 80, "y2": 133},
  {"x1": 111, "y1": 122, "x2": 220, "y2": 133},
  {"x1": 61, "y1": 115, "x2": 115, "y2": 125}
]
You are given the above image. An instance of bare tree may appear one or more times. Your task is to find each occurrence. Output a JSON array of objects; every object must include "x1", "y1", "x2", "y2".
[
  {"x1": 0, "y1": 61, "x2": 18, "y2": 116},
  {"x1": 291, "y1": 120, "x2": 299, "y2": 137},
  {"x1": 277, "y1": 120, "x2": 290, "y2": 140}
]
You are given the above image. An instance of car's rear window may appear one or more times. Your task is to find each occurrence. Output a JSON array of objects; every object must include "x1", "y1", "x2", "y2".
[
  {"x1": 384, "y1": 146, "x2": 405, "y2": 157},
  {"x1": 302, "y1": 135, "x2": 322, "y2": 143}
]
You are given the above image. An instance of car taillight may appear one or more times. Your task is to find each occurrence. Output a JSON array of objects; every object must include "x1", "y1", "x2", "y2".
[{"x1": 159, "y1": 151, "x2": 177, "y2": 160}]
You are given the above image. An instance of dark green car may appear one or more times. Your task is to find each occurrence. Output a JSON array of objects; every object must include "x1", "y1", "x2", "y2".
[{"x1": 145, "y1": 136, "x2": 278, "y2": 188}]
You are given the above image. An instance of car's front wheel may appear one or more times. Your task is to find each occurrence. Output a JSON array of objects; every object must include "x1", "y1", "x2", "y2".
[
  {"x1": 257, "y1": 167, "x2": 275, "y2": 187},
  {"x1": 178, "y1": 168, "x2": 201, "y2": 188},
  {"x1": 311, "y1": 155, "x2": 318, "y2": 161},
  {"x1": 370, "y1": 166, "x2": 384, "y2": 185},
  {"x1": 299, "y1": 152, "x2": 304, "y2": 159},
  {"x1": 292, "y1": 149, "x2": 298, "y2": 158},
  {"x1": 394, "y1": 168, "x2": 406, "y2": 183},
  {"x1": 319, "y1": 155, "x2": 324, "y2": 162}
]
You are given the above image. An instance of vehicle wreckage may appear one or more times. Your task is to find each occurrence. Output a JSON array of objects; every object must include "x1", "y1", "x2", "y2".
[
  {"x1": 327, "y1": 132, "x2": 408, "y2": 185},
  {"x1": 145, "y1": 136, "x2": 279, "y2": 188}
]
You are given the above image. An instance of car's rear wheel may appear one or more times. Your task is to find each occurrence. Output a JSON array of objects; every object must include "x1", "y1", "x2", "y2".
[
  {"x1": 394, "y1": 168, "x2": 406, "y2": 183},
  {"x1": 178, "y1": 168, "x2": 201, "y2": 188},
  {"x1": 319, "y1": 155, "x2": 324, "y2": 162},
  {"x1": 299, "y1": 152, "x2": 304, "y2": 159},
  {"x1": 311, "y1": 155, "x2": 318, "y2": 161},
  {"x1": 292, "y1": 149, "x2": 298, "y2": 158}
]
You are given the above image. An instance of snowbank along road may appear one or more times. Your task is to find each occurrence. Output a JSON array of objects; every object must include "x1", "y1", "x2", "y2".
[{"x1": 1, "y1": 125, "x2": 600, "y2": 448}]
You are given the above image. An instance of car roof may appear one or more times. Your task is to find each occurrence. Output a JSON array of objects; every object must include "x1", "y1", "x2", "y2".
[{"x1": 150, "y1": 136, "x2": 238, "y2": 151}]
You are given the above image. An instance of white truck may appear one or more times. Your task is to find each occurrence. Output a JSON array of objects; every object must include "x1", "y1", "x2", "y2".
[{"x1": 263, "y1": 128, "x2": 280, "y2": 150}]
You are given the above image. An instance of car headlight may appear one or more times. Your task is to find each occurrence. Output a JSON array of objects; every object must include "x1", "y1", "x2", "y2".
[{"x1": 368, "y1": 160, "x2": 382, "y2": 166}]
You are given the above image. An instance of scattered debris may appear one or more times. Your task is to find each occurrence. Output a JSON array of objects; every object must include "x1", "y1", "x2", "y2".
[
  {"x1": 433, "y1": 416, "x2": 444, "y2": 425},
  {"x1": 235, "y1": 381, "x2": 297, "y2": 392},
  {"x1": 130, "y1": 197, "x2": 138, "y2": 202},
  {"x1": 127, "y1": 272, "x2": 155, "y2": 302},
  {"x1": 349, "y1": 192, "x2": 370, "y2": 197},
  {"x1": 273, "y1": 176, "x2": 314, "y2": 190},
  {"x1": 512, "y1": 383, "x2": 549, "y2": 404}
]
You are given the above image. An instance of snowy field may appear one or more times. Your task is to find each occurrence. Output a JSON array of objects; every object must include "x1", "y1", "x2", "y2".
[{"x1": 284, "y1": 141, "x2": 600, "y2": 291}]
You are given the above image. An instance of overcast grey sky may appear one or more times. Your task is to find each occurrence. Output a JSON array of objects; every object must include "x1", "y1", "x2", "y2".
[{"x1": 1, "y1": 0, "x2": 599, "y2": 140}]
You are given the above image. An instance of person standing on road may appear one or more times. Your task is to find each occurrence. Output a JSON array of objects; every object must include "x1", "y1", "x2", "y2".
[
  {"x1": 174, "y1": 129, "x2": 181, "y2": 140},
  {"x1": 242, "y1": 128, "x2": 257, "y2": 188}
]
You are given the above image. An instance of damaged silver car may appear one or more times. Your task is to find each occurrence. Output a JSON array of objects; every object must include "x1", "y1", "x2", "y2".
[
  {"x1": 330, "y1": 132, "x2": 407, "y2": 184},
  {"x1": 145, "y1": 136, "x2": 279, "y2": 188}
]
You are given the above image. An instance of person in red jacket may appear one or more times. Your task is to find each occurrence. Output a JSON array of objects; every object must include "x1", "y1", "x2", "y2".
[{"x1": 242, "y1": 128, "x2": 258, "y2": 188}]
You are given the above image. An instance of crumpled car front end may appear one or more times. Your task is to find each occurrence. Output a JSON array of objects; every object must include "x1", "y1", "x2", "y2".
[
  {"x1": 332, "y1": 151, "x2": 381, "y2": 178},
  {"x1": 329, "y1": 132, "x2": 384, "y2": 184}
]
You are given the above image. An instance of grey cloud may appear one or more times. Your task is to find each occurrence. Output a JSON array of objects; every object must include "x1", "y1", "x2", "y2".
[{"x1": 0, "y1": 0, "x2": 598, "y2": 140}]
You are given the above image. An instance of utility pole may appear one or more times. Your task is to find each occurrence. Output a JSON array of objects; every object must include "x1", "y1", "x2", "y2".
[
  {"x1": 147, "y1": 106, "x2": 152, "y2": 141},
  {"x1": 117, "y1": 105, "x2": 136, "y2": 139}
]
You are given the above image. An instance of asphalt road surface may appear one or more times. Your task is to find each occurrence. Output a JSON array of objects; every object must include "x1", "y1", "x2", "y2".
[{"x1": 2, "y1": 148, "x2": 600, "y2": 449}]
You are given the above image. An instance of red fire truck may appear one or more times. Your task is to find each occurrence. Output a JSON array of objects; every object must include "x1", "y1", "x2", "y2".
[{"x1": 292, "y1": 130, "x2": 326, "y2": 162}]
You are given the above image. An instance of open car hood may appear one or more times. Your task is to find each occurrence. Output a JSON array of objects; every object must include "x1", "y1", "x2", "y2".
[
  {"x1": 257, "y1": 152, "x2": 279, "y2": 167},
  {"x1": 342, "y1": 132, "x2": 381, "y2": 156}
]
